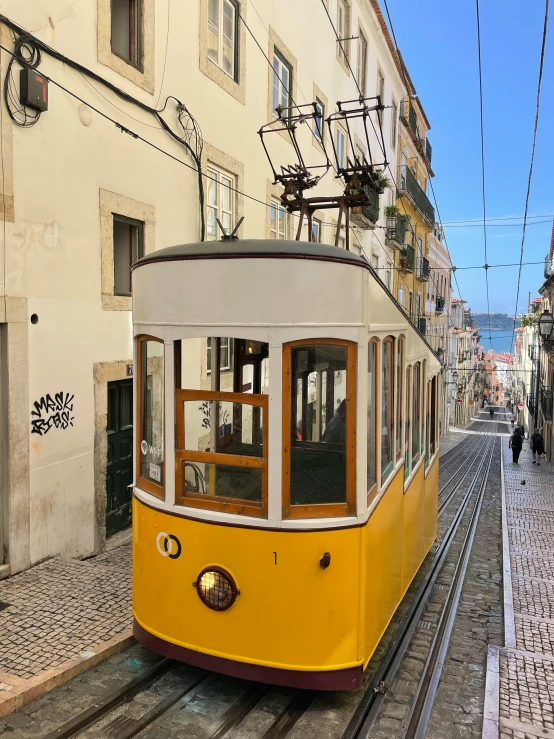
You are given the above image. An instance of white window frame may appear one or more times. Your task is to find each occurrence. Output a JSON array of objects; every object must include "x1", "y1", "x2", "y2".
[
  {"x1": 272, "y1": 49, "x2": 292, "y2": 116},
  {"x1": 390, "y1": 98, "x2": 398, "y2": 148},
  {"x1": 206, "y1": 164, "x2": 235, "y2": 241},
  {"x1": 314, "y1": 97, "x2": 325, "y2": 141},
  {"x1": 270, "y1": 197, "x2": 287, "y2": 240},
  {"x1": 336, "y1": 124, "x2": 347, "y2": 169},
  {"x1": 356, "y1": 28, "x2": 368, "y2": 94},
  {"x1": 337, "y1": 0, "x2": 349, "y2": 63},
  {"x1": 312, "y1": 217, "x2": 322, "y2": 243},
  {"x1": 207, "y1": 337, "x2": 232, "y2": 373},
  {"x1": 207, "y1": 0, "x2": 238, "y2": 80}
]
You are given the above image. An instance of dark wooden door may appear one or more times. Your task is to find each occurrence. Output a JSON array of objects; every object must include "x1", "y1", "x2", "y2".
[{"x1": 106, "y1": 379, "x2": 133, "y2": 537}]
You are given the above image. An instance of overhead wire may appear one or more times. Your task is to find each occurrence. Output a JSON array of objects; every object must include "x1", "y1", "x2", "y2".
[{"x1": 510, "y1": 0, "x2": 550, "y2": 351}]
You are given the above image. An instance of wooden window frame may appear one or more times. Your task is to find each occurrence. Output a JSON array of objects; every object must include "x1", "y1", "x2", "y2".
[
  {"x1": 381, "y1": 336, "x2": 395, "y2": 485},
  {"x1": 367, "y1": 338, "x2": 379, "y2": 507},
  {"x1": 412, "y1": 361, "x2": 421, "y2": 467},
  {"x1": 175, "y1": 389, "x2": 269, "y2": 518},
  {"x1": 206, "y1": 164, "x2": 236, "y2": 242},
  {"x1": 404, "y1": 365, "x2": 412, "y2": 482},
  {"x1": 282, "y1": 339, "x2": 357, "y2": 519},
  {"x1": 136, "y1": 335, "x2": 165, "y2": 500},
  {"x1": 396, "y1": 336, "x2": 404, "y2": 462}
]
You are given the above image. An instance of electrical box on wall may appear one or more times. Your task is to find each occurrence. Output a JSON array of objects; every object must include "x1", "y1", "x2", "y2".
[{"x1": 19, "y1": 69, "x2": 48, "y2": 112}]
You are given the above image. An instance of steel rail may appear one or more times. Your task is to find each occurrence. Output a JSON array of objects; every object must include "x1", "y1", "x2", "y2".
[
  {"x1": 402, "y1": 434, "x2": 496, "y2": 739},
  {"x1": 438, "y1": 435, "x2": 485, "y2": 497},
  {"x1": 342, "y1": 427, "x2": 497, "y2": 739}
]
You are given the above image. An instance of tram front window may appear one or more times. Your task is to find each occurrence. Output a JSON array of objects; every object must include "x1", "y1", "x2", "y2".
[{"x1": 290, "y1": 344, "x2": 348, "y2": 506}]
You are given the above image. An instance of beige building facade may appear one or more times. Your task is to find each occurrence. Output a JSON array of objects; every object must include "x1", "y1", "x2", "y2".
[{"x1": 0, "y1": 0, "x2": 434, "y2": 572}]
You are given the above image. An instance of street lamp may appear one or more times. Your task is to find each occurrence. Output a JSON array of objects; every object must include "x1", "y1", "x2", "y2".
[{"x1": 538, "y1": 310, "x2": 554, "y2": 350}]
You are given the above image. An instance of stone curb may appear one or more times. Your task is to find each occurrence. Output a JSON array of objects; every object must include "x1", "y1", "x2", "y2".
[{"x1": 0, "y1": 630, "x2": 134, "y2": 718}]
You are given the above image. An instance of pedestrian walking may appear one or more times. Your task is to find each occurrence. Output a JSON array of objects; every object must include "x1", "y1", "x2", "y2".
[
  {"x1": 509, "y1": 429, "x2": 523, "y2": 464},
  {"x1": 530, "y1": 428, "x2": 545, "y2": 466},
  {"x1": 510, "y1": 412, "x2": 515, "y2": 429},
  {"x1": 489, "y1": 407, "x2": 494, "y2": 419}
]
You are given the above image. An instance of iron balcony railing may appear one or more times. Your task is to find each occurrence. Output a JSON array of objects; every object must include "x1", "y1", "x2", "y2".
[
  {"x1": 350, "y1": 183, "x2": 381, "y2": 229},
  {"x1": 417, "y1": 254, "x2": 430, "y2": 281},
  {"x1": 400, "y1": 99, "x2": 417, "y2": 138},
  {"x1": 398, "y1": 165, "x2": 435, "y2": 225},
  {"x1": 435, "y1": 296, "x2": 445, "y2": 312},
  {"x1": 399, "y1": 244, "x2": 415, "y2": 273},
  {"x1": 527, "y1": 394, "x2": 536, "y2": 416},
  {"x1": 385, "y1": 215, "x2": 408, "y2": 248},
  {"x1": 424, "y1": 138, "x2": 432, "y2": 164},
  {"x1": 541, "y1": 388, "x2": 553, "y2": 421}
]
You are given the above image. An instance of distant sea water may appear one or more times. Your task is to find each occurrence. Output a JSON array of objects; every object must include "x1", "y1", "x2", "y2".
[{"x1": 483, "y1": 329, "x2": 516, "y2": 355}]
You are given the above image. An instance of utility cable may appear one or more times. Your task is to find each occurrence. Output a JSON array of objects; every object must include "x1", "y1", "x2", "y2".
[
  {"x1": 510, "y1": 0, "x2": 550, "y2": 350},
  {"x1": 475, "y1": 0, "x2": 493, "y2": 351}
]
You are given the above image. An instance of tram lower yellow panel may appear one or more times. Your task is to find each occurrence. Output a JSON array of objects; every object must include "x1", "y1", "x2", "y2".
[
  {"x1": 133, "y1": 498, "x2": 362, "y2": 672},
  {"x1": 363, "y1": 471, "x2": 404, "y2": 666},
  {"x1": 402, "y1": 461, "x2": 426, "y2": 593},
  {"x1": 423, "y1": 456, "x2": 439, "y2": 553}
]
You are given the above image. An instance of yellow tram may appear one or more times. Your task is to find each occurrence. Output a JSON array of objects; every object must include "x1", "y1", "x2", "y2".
[{"x1": 132, "y1": 239, "x2": 440, "y2": 690}]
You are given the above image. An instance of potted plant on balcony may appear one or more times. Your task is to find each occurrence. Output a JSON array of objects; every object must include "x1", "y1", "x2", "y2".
[
  {"x1": 400, "y1": 248, "x2": 408, "y2": 271},
  {"x1": 385, "y1": 204, "x2": 400, "y2": 218}
]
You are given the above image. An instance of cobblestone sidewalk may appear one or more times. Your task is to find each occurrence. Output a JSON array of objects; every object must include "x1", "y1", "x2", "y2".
[
  {"x1": 0, "y1": 543, "x2": 132, "y2": 717},
  {"x1": 483, "y1": 440, "x2": 554, "y2": 738}
]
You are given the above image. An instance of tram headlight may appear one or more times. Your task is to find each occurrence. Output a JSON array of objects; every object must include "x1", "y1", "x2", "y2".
[{"x1": 193, "y1": 567, "x2": 239, "y2": 611}]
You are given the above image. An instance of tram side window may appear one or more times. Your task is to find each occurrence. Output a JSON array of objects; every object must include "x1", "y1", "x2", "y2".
[
  {"x1": 286, "y1": 342, "x2": 355, "y2": 514},
  {"x1": 396, "y1": 337, "x2": 404, "y2": 461},
  {"x1": 430, "y1": 376, "x2": 437, "y2": 456},
  {"x1": 367, "y1": 341, "x2": 377, "y2": 497},
  {"x1": 412, "y1": 362, "x2": 421, "y2": 468},
  {"x1": 425, "y1": 379, "x2": 431, "y2": 465},
  {"x1": 405, "y1": 366, "x2": 411, "y2": 480},
  {"x1": 137, "y1": 338, "x2": 164, "y2": 498},
  {"x1": 175, "y1": 339, "x2": 269, "y2": 517},
  {"x1": 381, "y1": 338, "x2": 394, "y2": 484}
]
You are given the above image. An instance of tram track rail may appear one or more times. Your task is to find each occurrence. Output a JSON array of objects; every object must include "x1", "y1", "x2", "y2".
[
  {"x1": 342, "y1": 427, "x2": 498, "y2": 739},
  {"x1": 37, "y1": 428, "x2": 499, "y2": 739}
]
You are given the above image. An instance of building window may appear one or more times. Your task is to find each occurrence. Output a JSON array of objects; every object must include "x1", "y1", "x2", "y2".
[
  {"x1": 311, "y1": 217, "x2": 322, "y2": 242},
  {"x1": 377, "y1": 68, "x2": 385, "y2": 124},
  {"x1": 391, "y1": 98, "x2": 398, "y2": 148},
  {"x1": 371, "y1": 253, "x2": 379, "y2": 269},
  {"x1": 272, "y1": 49, "x2": 292, "y2": 115},
  {"x1": 367, "y1": 340, "x2": 377, "y2": 499},
  {"x1": 381, "y1": 337, "x2": 394, "y2": 484},
  {"x1": 337, "y1": 0, "x2": 350, "y2": 63},
  {"x1": 270, "y1": 198, "x2": 287, "y2": 239},
  {"x1": 405, "y1": 366, "x2": 411, "y2": 479},
  {"x1": 113, "y1": 215, "x2": 144, "y2": 296},
  {"x1": 207, "y1": 0, "x2": 238, "y2": 80},
  {"x1": 336, "y1": 124, "x2": 347, "y2": 169},
  {"x1": 137, "y1": 336, "x2": 164, "y2": 498},
  {"x1": 398, "y1": 286, "x2": 405, "y2": 306},
  {"x1": 336, "y1": 225, "x2": 346, "y2": 249},
  {"x1": 111, "y1": 0, "x2": 142, "y2": 69},
  {"x1": 207, "y1": 337, "x2": 233, "y2": 373},
  {"x1": 207, "y1": 165, "x2": 235, "y2": 241},
  {"x1": 408, "y1": 291, "x2": 413, "y2": 318},
  {"x1": 314, "y1": 97, "x2": 325, "y2": 141},
  {"x1": 357, "y1": 29, "x2": 368, "y2": 94},
  {"x1": 415, "y1": 293, "x2": 421, "y2": 323}
]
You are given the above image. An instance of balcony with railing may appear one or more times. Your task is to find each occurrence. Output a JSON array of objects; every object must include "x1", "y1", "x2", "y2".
[
  {"x1": 397, "y1": 166, "x2": 435, "y2": 225},
  {"x1": 416, "y1": 254, "x2": 430, "y2": 282},
  {"x1": 385, "y1": 215, "x2": 408, "y2": 249},
  {"x1": 435, "y1": 296, "x2": 445, "y2": 313},
  {"x1": 541, "y1": 388, "x2": 553, "y2": 421},
  {"x1": 527, "y1": 394, "x2": 536, "y2": 416},
  {"x1": 350, "y1": 183, "x2": 381, "y2": 229},
  {"x1": 399, "y1": 244, "x2": 415, "y2": 273},
  {"x1": 400, "y1": 99, "x2": 417, "y2": 138},
  {"x1": 544, "y1": 252, "x2": 553, "y2": 279}
]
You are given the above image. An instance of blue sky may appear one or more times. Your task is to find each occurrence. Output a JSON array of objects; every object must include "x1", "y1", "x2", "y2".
[{"x1": 386, "y1": 0, "x2": 553, "y2": 316}]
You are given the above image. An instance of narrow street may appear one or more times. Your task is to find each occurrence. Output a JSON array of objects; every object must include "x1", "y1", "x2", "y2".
[{"x1": 1, "y1": 411, "x2": 550, "y2": 738}]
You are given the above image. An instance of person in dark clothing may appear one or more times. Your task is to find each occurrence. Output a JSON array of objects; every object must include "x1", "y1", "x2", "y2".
[
  {"x1": 489, "y1": 407, "x2": 494, "y2": 419},
  {"x1": 531, "y1": 429, "x2": 545, "y2": 466},
  {"x1": 509, "y1": 430, "x2": 523, "y2": 463},
  {"x1": 516, "y1": 425, "x2": 525, "y2": 438},
  {"x1": 322, "y1": 399, "x2": 346, "y2": 444}
]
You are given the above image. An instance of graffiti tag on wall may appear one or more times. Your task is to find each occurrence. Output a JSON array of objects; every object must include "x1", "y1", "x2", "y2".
[{"x1": 31, "y1": 392, "x2": 75, "y2": 436}]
